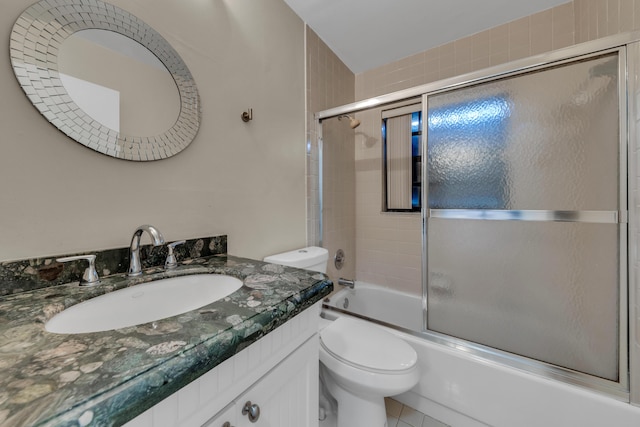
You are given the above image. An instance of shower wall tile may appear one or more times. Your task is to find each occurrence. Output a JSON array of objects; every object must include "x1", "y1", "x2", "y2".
[
  {"x1": 305, "y1": 24, "x2": 355, "y2": 270},
  {"x1": 551, "y1": 2, "x2": 575, "y2": 49},
  {"x1": 471, "y1": 31, "x2": 492, "y2": 71},
  {"x1": 573, "y1": 0, "x2": 640, "y2": 44},
  {"x1": 454, "y1": 36, "x2": 473, "y2": 74},
  {"x1": 489, "y1": 25, "x2": 510, "y2": 66},
  {"x1": 438, "y1": 43, "x2": 456, "y2": 81},
  {"x1": 531, "y1": 11, "x2": 554, "y2": 55},
  {"x1": 508, "y1": 16, "x2": 531, "y2": 61},
  {"x1": 621, "y1": 0, "x2": 637, "y2": 34},
  {"x1": 607, "y1": 0, "x2": 621, "y2": 35},
  {"x1": 598, "y1": 1, "x2": 610, "y2": 35}
]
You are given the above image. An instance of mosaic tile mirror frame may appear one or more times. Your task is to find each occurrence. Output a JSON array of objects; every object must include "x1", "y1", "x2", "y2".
[{"x1": 9, "y1": 0, "x2": 201, "y2": 161}]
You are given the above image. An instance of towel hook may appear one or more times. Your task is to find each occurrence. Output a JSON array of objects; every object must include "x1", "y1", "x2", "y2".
[{"x1": 241, "y1": 108, "x2": 253, "y2": 122}]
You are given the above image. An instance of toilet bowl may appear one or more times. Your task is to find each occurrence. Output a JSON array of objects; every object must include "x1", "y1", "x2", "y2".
[
  {"x1": 264, "y1": 247, "x2": 419, "y2": 427},
  {"x1": 319, "y1": 316, "x2": 419, "y2": 427}
]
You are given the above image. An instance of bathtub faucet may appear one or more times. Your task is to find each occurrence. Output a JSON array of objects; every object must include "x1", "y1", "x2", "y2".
[{"x1": 338, "y1": 278, "x2": 354, "y2": 289}]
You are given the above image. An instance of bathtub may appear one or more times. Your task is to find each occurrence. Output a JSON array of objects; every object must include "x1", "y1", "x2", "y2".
[
  {"x1": 323, "y1": 282, "x2": 422, "y2": 331},
  {"x1": 322, "y1": 282, "x2": 640, "y2": 427}
]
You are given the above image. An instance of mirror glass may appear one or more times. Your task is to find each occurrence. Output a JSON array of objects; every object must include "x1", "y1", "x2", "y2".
[
  {"x1": 58, "y1": 30, "x2": 181, "y2": 137},
  {"x1": 9, "y1": 0, "x2": 200, "y2": 161}
]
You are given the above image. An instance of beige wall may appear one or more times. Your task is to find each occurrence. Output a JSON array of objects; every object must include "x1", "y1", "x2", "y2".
[{"x1": 1, "y1": 0, "x2": 306, "y2": 261}]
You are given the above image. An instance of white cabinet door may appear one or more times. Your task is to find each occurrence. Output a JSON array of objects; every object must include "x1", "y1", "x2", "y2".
[{"x1": 236, "y1": 335, "x2": 319, "y2": 427}]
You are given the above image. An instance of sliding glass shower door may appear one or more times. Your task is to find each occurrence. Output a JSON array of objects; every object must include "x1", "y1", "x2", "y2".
[{"x1": 425, "y1": 51, "x2": 625, "y2": 383}]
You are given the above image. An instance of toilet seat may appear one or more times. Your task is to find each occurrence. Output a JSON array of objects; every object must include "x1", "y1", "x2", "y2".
[{"x1": 320, "y1": 316, "x2": 417, "y2": 374}]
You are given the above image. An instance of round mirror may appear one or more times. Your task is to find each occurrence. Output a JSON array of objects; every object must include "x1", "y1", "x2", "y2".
[{"x1": 9, "y1": 0, "x2": 200, "y2": 161}]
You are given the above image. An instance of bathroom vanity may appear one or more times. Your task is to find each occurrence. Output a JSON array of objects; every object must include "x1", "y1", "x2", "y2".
[{"x1": 0, "y1": 252, "x2": 331, "y2": 426}]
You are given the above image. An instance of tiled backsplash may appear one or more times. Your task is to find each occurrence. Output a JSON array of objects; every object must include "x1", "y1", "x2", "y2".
[{"x1": 0, "y1": 235, "x2": 227, "y2": 296}]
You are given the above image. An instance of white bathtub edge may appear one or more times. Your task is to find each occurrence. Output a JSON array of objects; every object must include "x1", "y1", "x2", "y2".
[{"x1": 393, "y1": 324, "x2": 640, "y2": 427}]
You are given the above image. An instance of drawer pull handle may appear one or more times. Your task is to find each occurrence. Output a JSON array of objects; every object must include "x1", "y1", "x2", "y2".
[{"x1": 242, "y1": 401, "x2": 260, "y2": 422}]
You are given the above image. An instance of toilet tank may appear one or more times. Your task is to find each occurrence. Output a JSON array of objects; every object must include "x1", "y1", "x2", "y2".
[{"x1": 263, "y1": 246, "x2": 329, "y2": 273}]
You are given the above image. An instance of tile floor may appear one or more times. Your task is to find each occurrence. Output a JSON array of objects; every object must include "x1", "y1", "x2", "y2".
[
  {"x1": 319, "y1": 397, "x2": 449, "y2": 427},
  {"x1": 385, "y1": 398, "x2": 450, "y2": 427}
]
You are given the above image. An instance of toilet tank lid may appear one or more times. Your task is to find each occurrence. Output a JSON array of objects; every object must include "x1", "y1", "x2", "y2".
[{"x1": 263, "y1": 246, "x2": 328, "y2": 268}]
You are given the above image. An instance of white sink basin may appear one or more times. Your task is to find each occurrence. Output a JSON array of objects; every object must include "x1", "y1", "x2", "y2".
[{"x1": 45, "y1": 274, "x2": 243, "y2": 334}]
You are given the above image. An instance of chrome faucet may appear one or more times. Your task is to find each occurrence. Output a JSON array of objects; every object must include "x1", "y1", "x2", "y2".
[{"x1": 128, "y1": 225, "x2": 165, "y2": 276}]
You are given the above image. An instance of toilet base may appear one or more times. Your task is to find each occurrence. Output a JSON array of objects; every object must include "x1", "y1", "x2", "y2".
[
  {"x1": 337, "y1": 394, "x2": 387, "y2": 427},
  {"x1": 322, "y1": 366, "x2": 388, "y2": 427}
]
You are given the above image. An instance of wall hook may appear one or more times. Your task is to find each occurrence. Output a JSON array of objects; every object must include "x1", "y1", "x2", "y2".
[{"x1": 241, "y1": 108, "x2": 253, "y2": 122}]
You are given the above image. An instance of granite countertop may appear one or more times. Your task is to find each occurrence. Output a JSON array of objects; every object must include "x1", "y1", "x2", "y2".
[{"x1": 0, "y1": 254, "x2": 332, "y2": 427}]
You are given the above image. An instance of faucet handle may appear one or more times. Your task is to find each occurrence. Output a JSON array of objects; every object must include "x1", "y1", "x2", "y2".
[
  {"x1": 164, "y1": 240, "x2": 186, "y2": 270},
  {"x1": 57, "y1": 254, "x2": 100, "y2": 286}
]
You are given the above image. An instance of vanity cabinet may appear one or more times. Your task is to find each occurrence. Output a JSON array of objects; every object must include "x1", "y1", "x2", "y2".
[
  {"x1": 203, "y1": 404, "x2": 235, "y2": 427},
  {"x1": 126, "y1": 303, "x2": 320, "y2": 427},
  {"x1": 204, "y1": 334, "x2": 318, "y2": 427}
]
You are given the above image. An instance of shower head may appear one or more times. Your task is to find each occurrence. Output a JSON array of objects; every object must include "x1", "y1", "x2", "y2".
[{"x1": 338, "y1": 114, "x2": 361, "y2": 129}]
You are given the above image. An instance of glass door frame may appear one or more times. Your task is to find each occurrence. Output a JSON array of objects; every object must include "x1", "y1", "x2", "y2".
[
  {"x1": 421, "y1": 46, "x2": 629, "y2": 400},
  {"x1": 315, "y1": 31, "x2": 640, "y2": 403}
]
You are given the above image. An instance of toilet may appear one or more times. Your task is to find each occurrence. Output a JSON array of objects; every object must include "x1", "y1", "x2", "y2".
[{"x1": 264, "y1": 247, "x2": 420, "y2": 427}]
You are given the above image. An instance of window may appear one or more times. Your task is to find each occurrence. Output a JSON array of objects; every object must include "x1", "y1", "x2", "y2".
[{"x1": 382, "y1": 105, "x2": 422, "y2": 212}]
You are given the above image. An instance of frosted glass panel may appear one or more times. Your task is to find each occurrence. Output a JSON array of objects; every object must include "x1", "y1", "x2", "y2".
[
  {"x1": 428, "y1": 219, "x2": 619, "y2": 380},
  {"x1": 427, "y1": 53, "x2": 619, "y2": 210},
  {"x1": 426, "y1": 53, "x2": 621, "y2": 381}
]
